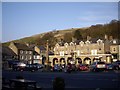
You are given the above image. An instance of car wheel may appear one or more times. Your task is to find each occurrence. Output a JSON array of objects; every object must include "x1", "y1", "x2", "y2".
[
  {"x1": 20, "y1": 69, "x2": 23, "y2": 72},
  {"x1": 31, "y1": 69, "x2": 35, "y2": 72},
  {"x1": 93, "y1": 68, "x2": 96, "y2": 72}
]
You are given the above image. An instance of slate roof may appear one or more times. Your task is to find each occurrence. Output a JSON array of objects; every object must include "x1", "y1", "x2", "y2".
[
  {"x1": 2, "y1": 46, "x2": 16, "y2": 56},
  {"x1": 33, "y1": 51, "x2": 40, "y2": 55},
  {"x1": 90, "y1": 37, "x2": 104, "y2": 43},
  {"x1": 110, "y1": 39, "x2": 120, "y2": 45},
  {"x1": 14, "y1": 43, "x2": 33, "y2": 50},
  {"x1": 39, "y1": 46, "x2": 46, "y2": 50}
]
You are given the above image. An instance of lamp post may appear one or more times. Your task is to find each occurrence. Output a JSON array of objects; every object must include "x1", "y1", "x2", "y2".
[{"x1": 74, "y1": 43, "x2": 77, "y2": 65}]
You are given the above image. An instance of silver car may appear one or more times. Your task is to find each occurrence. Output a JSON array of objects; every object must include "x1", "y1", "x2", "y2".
[{"x1": 89, "y1": 61, "x2": 106, "y2": 72}]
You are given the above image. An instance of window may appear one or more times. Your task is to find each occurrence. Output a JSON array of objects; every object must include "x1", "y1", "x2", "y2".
[
  {"x1": 70, "y1": 42, "x2": 74, "y2": 46},
  {"x1": 65, "y1": 51, "x2": 68, "y2": 54},
  {"x1": 34, "y1": 55, "x2": 36, "y2": 59},
  {"x1": 20, "y1": 55, "x2": 24, "y2": 60},
  {"x1": 29, "y1": 56, "x2": 32, "y2": 60},
  {"x1": 26, "y1": 51, "x2": 28, "y2": 54},
  {"x1": 113, "y1": 48, "x2": 116, "y2": 52},
  {"x1": 29, "y1": 51, "x2": 32, "y2": 54},
  {"x1": 20, "y1": 50, "x2": 23, "y2": 54},
  {"x1": 60, "y1": 51, "x2": 64, "y2": 56},
  {"x1": 99, "y1": 48, "x2": 101, "y2": 51},
  {"x1": 97, "y1": 39, "x2": 103, "y2": 45},
  {"x1": 64, "y1": 43, "x2": 68, "y2": 48},
  {"x1": 91, "y1": 50, "x2": 97, "y2": 55},
  {"x1": 25, "y1": 56, "x2": 27, "y2": 60},
  {"x1": 85, "y1": 40, "x2": 90, "y2": 45},
  {"x1": 56, "y1": 43, "x2": 59, "y2": 48},
  {"x1": 79, "y1": 41, "x2": 84, "y2": 47}
]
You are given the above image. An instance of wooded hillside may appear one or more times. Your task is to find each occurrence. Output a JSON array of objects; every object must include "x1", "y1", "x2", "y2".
[{"x1": 3, "y1": 20, "x2": 120, "y2": 49}]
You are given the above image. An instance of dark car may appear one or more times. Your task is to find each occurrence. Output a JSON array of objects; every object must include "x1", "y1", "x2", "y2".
[
  {"x1": 60, "y1": 64, "x2": 66, "y2": 70},
  {"x1": 64, "y1": 63, "x2": 76, "y2": 73},
  {"x1": 52, "y1": 64, "x2": 62, "y2": 72},
  {"x1": 33, "y1": 63, "x2": 44, "y2": 69},
  {"x1": 24, "y1": 64, "x2": 38, "y2": 72},
  {"x1": 112, "y1": 60, "x2": 120, "y2": 70},
  {"x1": 89, "y1": 61, "x2": 106, "y2": 72},
  {"x1": 78, "y1": 64, "x2": 89, "y2": 71},
  {"x1": 106, "y1": 63, "x2": 114, "y2": 71}
]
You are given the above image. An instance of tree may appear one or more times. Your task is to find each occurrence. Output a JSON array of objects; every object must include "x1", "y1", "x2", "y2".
[
  {"x1": 35, "y1": 32, "x2": 57, "y2": 49},
  {"x1": 73, "y1": 30, "x2": 83, "y2": 40},
  {"x1": 63, "y1": 32, "x2": 73, "y2": 42}
]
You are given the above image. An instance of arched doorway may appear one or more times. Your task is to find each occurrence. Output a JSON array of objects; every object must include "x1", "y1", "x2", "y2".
[
  {"x1": 76, "y1": 58, "x2": 82, "y2": 64},
  {"x1": 60, "y1": 58, "x2": 65, "y2": 65},
  {"x1": 53, "y1": 58, "x2": 58, "y2": 65},
  {"x1": 67, "y1": 57, "x2": 75, "y2": 64},
  {"x1": 84, "y1": 57, "x2": 91, "y2": 65},
  {"x1": 60, "y1": 58, "x2": 66, "y2": 68}
]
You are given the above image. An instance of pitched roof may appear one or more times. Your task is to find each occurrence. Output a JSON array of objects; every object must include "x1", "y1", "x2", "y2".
[
  {"x1": 90, "y1": 37, "x2": 104, "y2": 43},
  {"x1": 33, "y1": 51, "x2": 40, "y2": 55},
  {"x1": 110, "y1": 39, "x2": 120, "y2": 45},
  {"x1": 14, "y1": 43, "x2": 33, "y2": 50},
  {"x1": 2, "y1": 46, "x2": 16, "y2": 56},
  {"x1": 39, "y1": 46, "x2": 46, "y2": 50}
]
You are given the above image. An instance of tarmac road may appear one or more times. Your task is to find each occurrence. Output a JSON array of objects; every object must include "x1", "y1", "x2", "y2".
[{"x1": 2, "y1": 70, "x2": 120, "y2": 90}]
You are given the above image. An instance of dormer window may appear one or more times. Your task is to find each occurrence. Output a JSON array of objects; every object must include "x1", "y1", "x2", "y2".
[
  {"x1": 85, "y1": 40, "x2": 91, "y2": 45},
  {"x1": 64, "y1": 43, "x2": 68, "y2": 48},
  {"x1": 79, "y1": 41, "x2": 84, "y2": 47},
  {"x1": 55, "y1": 43, "x2": 59, "y2": 48},
  {"x1": 97, "y1": 39, "x2": 103, "y2": 45},
  {"x1": 70, "y1": 42, "x2": 74, "y2": 46}
]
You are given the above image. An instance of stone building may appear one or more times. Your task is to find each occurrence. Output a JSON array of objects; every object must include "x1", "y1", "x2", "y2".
[
  {"x1": 49, "y1": 37, "x2": 112, "y2": 67},
  {"x1": 9, "y1": 42, "x2": 33, "y2": 64},
  {"x1": 110, "y1": 39, "x2": 120, "y2": 61}
]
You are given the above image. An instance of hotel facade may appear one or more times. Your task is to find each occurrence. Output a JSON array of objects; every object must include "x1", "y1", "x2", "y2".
[{"x1": 48, "y1": 36, "x2": 120, "y2": 67}]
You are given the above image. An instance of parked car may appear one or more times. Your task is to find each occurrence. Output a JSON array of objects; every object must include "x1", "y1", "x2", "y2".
[
  {"x1": 52, "y1": 64, "x2": 62, "y2": 72},
  {"x1": 64, "y1": 63, "x2": 76, "y2": 73},
  {"x1": 106, "y1": 63, "x2": 114, "y2": 71},
  {"x1": 89, "y1": 61, "x2": 106, "y2": 72},
  {"x1": 78, "y1": 64, "x2": 89, "y2": 71},
  {"x1": 12, "y1": 62, "x2": 26, "y2": 71},
  {"x1": 33, "y1": 63, "x2": 44, "y2": 69},
  {"x1": 60, "y1": 64, "x2": 66, "y2": 70},
  {"x1": 112, "y1": 60, "x2": 120, "y2": 70},
  {"x1": 24, "y1": 64, "x2": 38, "y2": 72}
]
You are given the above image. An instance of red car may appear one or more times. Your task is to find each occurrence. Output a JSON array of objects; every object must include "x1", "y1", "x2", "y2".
[{"x1": 78, "y1": 64, "x2": 89, "y2": 71}]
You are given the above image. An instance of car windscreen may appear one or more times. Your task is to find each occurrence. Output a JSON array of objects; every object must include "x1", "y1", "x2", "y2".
[{"x1": 97, "y1": 62, "x2": 105, "y2": 64}]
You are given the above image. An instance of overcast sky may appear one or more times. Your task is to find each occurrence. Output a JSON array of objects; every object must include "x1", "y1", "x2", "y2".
[{"x1": 2, "y1": 2, "x2": 119, "y2": 42}]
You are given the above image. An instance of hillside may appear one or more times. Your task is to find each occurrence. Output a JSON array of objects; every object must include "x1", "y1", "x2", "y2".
[{"x1": 3, "y1": 19, "x2": 120, "y2": 49}]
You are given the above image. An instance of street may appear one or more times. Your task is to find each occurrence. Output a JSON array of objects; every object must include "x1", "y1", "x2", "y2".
[{"x1": 2, "y1": 70, "x2": 120, "y2": 90}]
